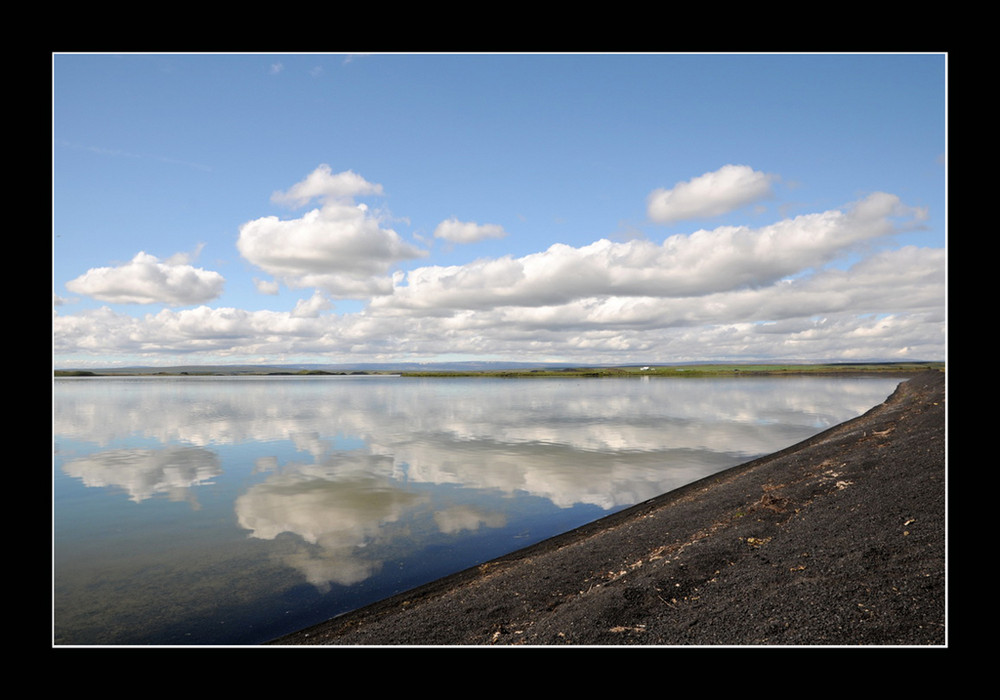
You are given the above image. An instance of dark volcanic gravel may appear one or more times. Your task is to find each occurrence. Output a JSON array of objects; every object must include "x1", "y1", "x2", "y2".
[{"x1": 270, "y1": 371, "x2": 946, "y2": 646}]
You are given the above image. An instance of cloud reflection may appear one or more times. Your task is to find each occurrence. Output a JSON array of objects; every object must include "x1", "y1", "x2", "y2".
[
  {"x1": 60, "y1": 445, "x2": 221, "y2": 507},
  {"x1": 55, "y1": 376, "x2": 900, "y2": 590},
  {"x1": 234, "y1": 452, "x2": 425, "y2": 588}
]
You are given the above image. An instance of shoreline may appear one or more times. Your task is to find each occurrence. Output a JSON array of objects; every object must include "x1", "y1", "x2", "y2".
[
  {"x1": 54, "y1": 361, "x2": 944, "y2": 378},
  {"x1": 269, "y1": 370, "x2": 945, "y2": 646}
]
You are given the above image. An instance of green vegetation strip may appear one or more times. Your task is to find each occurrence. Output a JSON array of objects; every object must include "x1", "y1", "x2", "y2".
[{"x1": 395, "y1": 362, "x2": 944, "y2": 378}]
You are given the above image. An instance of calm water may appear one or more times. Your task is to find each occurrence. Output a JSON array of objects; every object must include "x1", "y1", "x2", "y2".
[{"x1": 53, "y1": 374, "x2": 901, "y2": 645}]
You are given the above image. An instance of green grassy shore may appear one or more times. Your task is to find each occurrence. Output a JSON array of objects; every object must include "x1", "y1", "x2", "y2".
[
  {"x1": 396, "y1": 362, "x2": 944, "y2": 378},
  {"x1": 55, "y1": 361, "x2": 943, "y2": 379}
]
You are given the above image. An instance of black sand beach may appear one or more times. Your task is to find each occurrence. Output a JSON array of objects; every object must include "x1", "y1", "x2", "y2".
[{"x1": 269, "y1": 371, "x2": 946, "y2": 646}]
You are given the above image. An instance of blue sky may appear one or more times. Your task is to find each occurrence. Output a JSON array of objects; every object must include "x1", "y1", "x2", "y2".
[{"x1": 53, "y1": 52, "x2": 946, "y2": 367}]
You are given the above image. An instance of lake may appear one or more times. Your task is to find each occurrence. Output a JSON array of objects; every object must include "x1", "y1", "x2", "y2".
[{"x1": 53, "y1": 374, "x2": 902, "y2": 645}]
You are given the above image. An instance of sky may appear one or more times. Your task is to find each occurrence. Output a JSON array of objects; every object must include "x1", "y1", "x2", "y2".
[{"x1": 52, "y1": 52, "x2": 947, "y2": 368}]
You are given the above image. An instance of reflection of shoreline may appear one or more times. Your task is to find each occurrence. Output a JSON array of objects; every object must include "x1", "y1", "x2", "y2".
[
  {"x1": 55, "y1": 376, "x2": 903, "y2": 549},
  {"x1": 54, "y1": 375, "x2": 900, "y2": 451},
  {"x1": 270, "y1": 371, "x2": 947, "y2": 646},
  {"x1": 55, "y1": 377, "x2": 904, "y2": 576},
  {"x1": 52, "y1": 374, "x2": 917, "y2": 645}
]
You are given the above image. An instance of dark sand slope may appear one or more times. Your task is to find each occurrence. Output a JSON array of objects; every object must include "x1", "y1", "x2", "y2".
[{"x1": 271, "y1": 371, "x2": 946, "y2": 646}]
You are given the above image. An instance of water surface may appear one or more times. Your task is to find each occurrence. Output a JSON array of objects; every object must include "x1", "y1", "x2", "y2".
[{"x1": 53, "y1": 374, "x2": 901, "y2": 645}]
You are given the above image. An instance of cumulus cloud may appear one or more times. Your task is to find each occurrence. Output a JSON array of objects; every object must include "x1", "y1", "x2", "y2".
[
  {"x1": 647, "y1": 164, "x2": 777, "y2": 224},
  {"x1": 53, "y1": 241, "x2": 944, "y2": 365},
  {"x1": 483, "y1": 246, "x2": 945, "y2": 334},
  {"x1": 53, "y1": 163, "x2": 944, "y2": 366},
  {"x1": 238, "y1": 166, "x2": 426, "y2": 297},
  {"x1": 270, "y1": 165, "x2": 384, "y2": 209},
  {"x1": 375, "y1": 192, "x2": 919, "y2": 313},
  {"x1": 253, "y1": 278, "x2": 280, "y2": 295},
  {"x1": 292, "y1": 290, "x2": 332, "y2": 318},
  {"x1": 433, "y1": 218, "x2": 507, "y2": 244},
  {"x1": 65, "y1": 251, "x2": 224, "y2": 306}
]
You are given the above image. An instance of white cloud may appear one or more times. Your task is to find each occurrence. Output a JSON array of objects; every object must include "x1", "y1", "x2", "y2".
[
  {"x1": 292, "y1": 290, "x2": 332, "y2": 318},
  {"x1": 65, "y1": 251, "x2": 224, "y2": 306},
  {"x1": 164, "y1": 243, "x2": 205, "y2": 265},
  {"x1": 270, "y1": 165, "x2": 383, "y2": 209},
  {"x1": 433, "y1": 218, "x2": 507, "y2": 244},
  {"x1": 647, "y1": 164, "x2": 777, "y2": 224},
  {"x1": 238, "y1": 166, "x2": 426, "y2": 297},
  {"x1": 53, "y1": 241, "x2": 944, "y2": 365},
  {"x1": 374, "y1": 192, "x2": 919, "y2": 313},
  {"x1": 253, "y1": 278, "x2": 280, "y2": 295},
  {"x1": 480, "y1": 246, "x2": 945, "y2": 334},
  {"x1": 53, "y1": 163, "x2": 944, "y2": 366}
]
